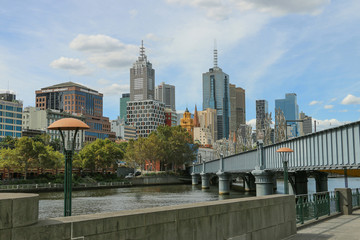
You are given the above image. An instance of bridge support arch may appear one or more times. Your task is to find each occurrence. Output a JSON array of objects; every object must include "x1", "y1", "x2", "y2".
[
  {"x1": 191, "y1": 173, "x2": 200, "y2": 185},
  {"x1": 242, "y1": 173, "x2": 256, "y2": 192},
  {"x1": 314, "y1": 171, "x2": 328, "y2": 192},
  {"x1": 216, "y1": 172, "x2": 231, "y2": 195},
  {"x1": 200, "y1": 173, "x2": 210, "y2": 189},
  {"x1": 251, "y1": 169, "x2": 274, "y2": 196}
]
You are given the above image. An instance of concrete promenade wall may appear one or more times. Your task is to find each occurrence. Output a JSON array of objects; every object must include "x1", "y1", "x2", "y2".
[{"x1": 0, "y1": 193, "x2": 296, "y2": 240}]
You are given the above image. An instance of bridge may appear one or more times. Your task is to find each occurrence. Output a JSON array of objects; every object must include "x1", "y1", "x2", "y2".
[{"x1": 190, "y1": 120, "x2": 360, "y2": 195}]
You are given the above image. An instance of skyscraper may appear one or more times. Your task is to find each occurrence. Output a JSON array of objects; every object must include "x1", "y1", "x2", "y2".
[
  {"x1": 155, "y1": 82, "x2": 175, "y2": 111},
  {"x1": 127, "y1": 41, "x2": 165, "y2": 138},
  {"x1": 202, "y1": 46, "x2": 230, "y2": 140},
  {"x1": 256, "y1": 100, "x2": 268, "y2": 131},
  {"x1": 229, "y1": 84, "x2": 246, "y2": 134},
  {"x1": 275, "y1": 93, "x2": 299, "y2": 138},
  {"x1": 299, "y1": 111, "x2": 312, "y2": 136},
  {"x1": 120, "y1": 93, "x2": 130, "y2": 122},
  {"x1": 130, "y1": 41, "x2": 155, "y2": 101}
]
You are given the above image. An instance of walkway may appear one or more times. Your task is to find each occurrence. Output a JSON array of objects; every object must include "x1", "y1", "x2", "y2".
[{"x1": 287, "y1": 210, "x2": 360, "y2": 240}]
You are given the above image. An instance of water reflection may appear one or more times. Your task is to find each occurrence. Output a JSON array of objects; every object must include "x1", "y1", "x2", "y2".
[
  {"x1": 38, "y1": 177, "x2": 359, "y2": 219},
  {"x1": 39, "y1": 184, "x2": 254, "y2": 219}
]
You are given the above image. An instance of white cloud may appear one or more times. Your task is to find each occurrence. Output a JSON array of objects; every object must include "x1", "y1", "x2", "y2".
[
  {"x1": 235, "y1": 0, "x2": 330, "y2": 16},
  {"x1": 309, "y1": 100, "x2": 322, "y2": 106},
  {"x1": 324, "y1": 105, "x2": 334, "y2": 109},
  {"x1": 339, "y1": 109, "x2": 348, "y2": 113},
  {"x1": 314, "y1": 118, "x2": 350, "y2": 131},
  {"x1": 246, "y1": 119, "x2": 256, "y2": 129},
  {"x1": 69, "y1": 34, "x2": 139, "y2": 69},
  {"x1": 100, "y1": 83, "x2": 130, "y2": 96},
  {"x1": 70, "y1": 34, "x2": 125, "y2": 52},
  {"x1": 166, "y1": 0, "x2": 231, "y2": 20},
  {"x1": 341, "y1": 94, "x2": 360, "y2": 105},
  {"x1": 50, "y1": 57, "x2": 92, "y2": 75},
  {"x1": 330, "y1": 97, "x2": 337, "y2": 103}
]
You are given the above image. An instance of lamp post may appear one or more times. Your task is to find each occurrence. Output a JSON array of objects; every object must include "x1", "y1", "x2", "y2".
[
  {"x1": 48, "y1": 118, "x2": 89, "y2": 216},
  {"x1": 276, "y1": 147, "x2": 294, "y2": 194}
]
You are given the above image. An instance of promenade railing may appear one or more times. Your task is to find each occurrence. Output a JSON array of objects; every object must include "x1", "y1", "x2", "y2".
[
  {"x1": 295, "y1": 191, "x2": 340, "y2": 224},
  {"x1": 0, "y1": 181, "x2": 131, "y2": 191},
  {"x1": 352, "y1": 188, "x2": 360, "y2": 209}
]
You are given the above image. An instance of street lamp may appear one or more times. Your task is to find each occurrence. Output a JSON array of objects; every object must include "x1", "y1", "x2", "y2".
[
  {"x1": 276, "y1": 147, "x2": 294, "y2": 194},
  {"x1": 48, "y1": 118, "x2": 89, "y2": 216}
]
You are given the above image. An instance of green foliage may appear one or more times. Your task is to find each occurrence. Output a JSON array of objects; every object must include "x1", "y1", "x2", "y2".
[
  {"x1": 0, "y1": 136, "x2": 65, "y2": 179},
  {"x1": 78, "y1": 139, "x2": 124, "y2": 172},
  {"x1": 0, "y1": 136, "x2": 17, "y2": 149},
  {"x1": 124, "y1": 126, "x2": 198, "y2": 171}
]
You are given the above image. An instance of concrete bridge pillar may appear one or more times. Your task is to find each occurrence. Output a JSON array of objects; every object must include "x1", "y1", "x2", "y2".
[
  {"x1": 314, "y1": 171, "x2": 328, "y2": 192},
  {"x1": 243, "y1": 173, "x2": 256, "y2": 192},
  {"x1": 272, "y1": 174, "x2": 277, "y2": 191},
  {"x1": 295, "y1": 171, "x2": 308, "y2": 195},
  {"x1": 216, "y1": 172, "x2": 231, "y2": 195},
  {"x1": 200, "y1": 173, "x2": 210, "y2": 189},
  {"x1": 191, "y1": 173, "x2": 200, "y2": 185},
  {"x1": 251, "y1": 169, "x2": 274, "y2": 196}
]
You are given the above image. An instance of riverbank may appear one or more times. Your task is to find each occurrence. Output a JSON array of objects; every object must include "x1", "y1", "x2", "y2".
[{"x1": 0, "y1": 175, "x2": 188, "y2": 193}]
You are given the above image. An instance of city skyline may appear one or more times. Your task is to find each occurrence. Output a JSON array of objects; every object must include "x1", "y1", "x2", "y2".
[{"x1": 1, "y1": 1, "x2": 360, "y2": 132}]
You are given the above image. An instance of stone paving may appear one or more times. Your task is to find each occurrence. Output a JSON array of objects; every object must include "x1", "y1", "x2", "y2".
[{"x1": 286, "y1": 209, "x2": 360, "y2": 240}]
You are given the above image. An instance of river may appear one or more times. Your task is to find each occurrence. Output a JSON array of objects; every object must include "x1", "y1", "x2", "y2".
[{"x1": 38, "y1": 177, "x2": 360, "y2": 219}]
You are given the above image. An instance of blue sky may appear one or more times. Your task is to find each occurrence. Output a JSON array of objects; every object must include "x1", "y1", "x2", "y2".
[{"x1": 1, "y1": 0, "x2": 360, "y2": 131}]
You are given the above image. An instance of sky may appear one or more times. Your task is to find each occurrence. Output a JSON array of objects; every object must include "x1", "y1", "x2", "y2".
[{"x1": 1, "y1": 0, "x2": 360, "y2": 131}]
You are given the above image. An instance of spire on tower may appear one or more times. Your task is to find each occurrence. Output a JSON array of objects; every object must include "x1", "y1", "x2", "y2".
[
  {"x1": 214, "y1": 39, "x2": 218, "y2": 68},
  {"x1": 140, "y1": 40, "x2": 145, "y2": 59},
  {"x1": 194, "y1": 105, "x2": 200, "y2": 127}
]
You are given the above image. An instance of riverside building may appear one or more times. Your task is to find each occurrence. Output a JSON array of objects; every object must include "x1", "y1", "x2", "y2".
[
  {"x1": 35, "y1": 82, "x2": 115, "y2": 142},
  {"x1": 0, "y1": 92, "x2": 23, "y2": 139}
]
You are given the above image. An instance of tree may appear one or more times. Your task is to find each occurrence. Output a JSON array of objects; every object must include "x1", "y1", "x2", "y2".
[
  {"x1": 0, "y1": 136, "x2": 17, "y2": 149},
  {"x1": 14, "y1": 137, "x2": 38, "y2": 179},
  {"x1": 79, "y1": 139, "x2": 124, "y2": 172},
  {"x1": 275, "y1": 108, "x2": 286, "y2": 143},
  {"x1": 0, "y1": 148, "x2": 18, "y2": 179}
]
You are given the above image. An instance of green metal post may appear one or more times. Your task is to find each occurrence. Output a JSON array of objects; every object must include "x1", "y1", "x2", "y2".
[
  {"x1": 357, "y1": 188, "x2": 359, "y2": 207},
  {"x1": 283, "y1": 160, "x2": 289, "y2": 194},
  {"x1": 299, "y1": 196, "x2": 304, "y2": 224},
  {"x1": 326, "y1": 192, "x2": 330, "y2": 216},
  {"x1": 314, "y1": 194, "x2": 318, "y2": 220},
  {"x1": 336, "y1": 191, "x2": 340, "y2": 213}
]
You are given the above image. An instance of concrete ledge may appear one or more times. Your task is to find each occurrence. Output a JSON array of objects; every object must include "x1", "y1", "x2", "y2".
[
  {"x1": 0, "y1": 193, "x2": 39, "y2": 229},
  {"x1": 1, "y1": 194, "x2": 296, "y2": 240}
]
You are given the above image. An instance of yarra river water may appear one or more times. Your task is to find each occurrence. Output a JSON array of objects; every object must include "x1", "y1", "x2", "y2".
[{"x1": 38, "y1": 177, "x2": 360, "y2": 219}]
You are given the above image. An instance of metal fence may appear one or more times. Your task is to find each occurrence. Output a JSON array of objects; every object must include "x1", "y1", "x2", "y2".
[
  {"x1": 352, "y1": 188, "x2": 360, "y2": 208},
  {"x1": 0, "y1": 181, "x2": 131, "y2": 190},
  {"x1": 295, "y1": 191, "x2": 340, "y2": 224}
]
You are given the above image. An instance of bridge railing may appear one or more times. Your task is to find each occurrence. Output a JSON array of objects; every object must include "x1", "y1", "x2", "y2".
[
  {"x1": 264, "y1": 121, "x2": 360, "y2": 170},
  {"x1": 191, "y1": 150, "x2": 257, "y2": 174},
  {"x1": 296, "y1": 191, "x2": 340, "y2": 224}
]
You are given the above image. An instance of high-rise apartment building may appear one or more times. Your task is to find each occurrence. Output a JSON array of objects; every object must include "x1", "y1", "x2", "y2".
[
  {"x1": 299, "y1": 111, "x2": 312, "y2": 136},
  {"x1": 164, "y1": 108, "x2": 177, "y2": 127},
  {"x1": 130, "y1": 41, "x2": 155, "y2": 101},
  {"x1": 120, "y1": 93, "x2": 130, "y2": 122},
  {"x1": 194, "y1": 108, "x2": 217, "y2": 145},
  {"x1": 35, "y1": 82, "x2": 115, "y2": 142},
  {"x1": 0, "y1": 92, "x2": 22, "y2": 139},
  {"x1": 155, "y1": 82, "x2": 175, "y2": 111},
  {"x1": 256, "y1": 100, "x2": 268, "y2": 131},
  {"x1": 275, "y1": 93, "x2": 299, "y2": 138},
  {"x1": 202, "y1": 47, "x2": 230, "y2": 140},
  {"x1": 127, "y1": 100, "x2": 165, "y2": 138},
  {"x1": 229, "y1": 84, "x2": 245, "y2": 134}
]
